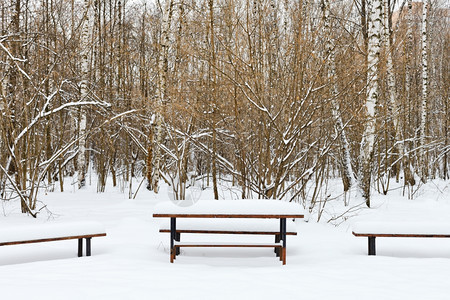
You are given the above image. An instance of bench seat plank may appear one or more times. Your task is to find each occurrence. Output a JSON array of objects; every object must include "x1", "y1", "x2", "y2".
[
  {"x1": 160, "y1": 229, "x2": 297, "y2": 235},
  {"x1": 352, "y1": 222, "x2": 450, "y2": 236},
  {"x1": 0, "y1": 221, "x2": 106, "y2": 245},
  {"x1": 158, "y1": 218, "x2": 297, "y2": 235},
  {"x1": 353, "y1": 233, "x2": 450, "y2": 238},
  {"x1": 175, "y1": 242, "x2": 282, "y2": 247},
  {"x1": 0, "y1": 233, "x2": 106, "y2": 246}
]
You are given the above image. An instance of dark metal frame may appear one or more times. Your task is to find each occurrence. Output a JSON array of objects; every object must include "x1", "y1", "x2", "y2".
[
  {"x1": 77, "y1": 237, "x2": 94, "y2": 257},
  {"x1": 280, "y1": 218, "x2": 287, "y2": 263},
  {"x1": 368, "y1": 236, "x2": 376, "y2": 255},
  {"x1": 170, "y1": 217, "x2": 176, "y2": 262}
]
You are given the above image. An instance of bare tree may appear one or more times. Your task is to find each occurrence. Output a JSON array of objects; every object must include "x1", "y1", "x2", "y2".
[{"x1": 321, "y1": 0, "x2": 354, "y2": 195}]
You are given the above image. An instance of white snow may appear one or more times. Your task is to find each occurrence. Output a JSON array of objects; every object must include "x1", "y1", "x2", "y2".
[
  {"x1": 0, "y1": 179, "x2": 449, "y2": 300},
  {"x1": 0, "y1": 221, "x2": 105, "y2": 244},
  {"x1": 153, "y1": 199, "x2": 305, "y2": 216}
]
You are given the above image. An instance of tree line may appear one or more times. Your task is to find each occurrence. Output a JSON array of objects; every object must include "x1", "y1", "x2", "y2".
[{"x1": 0, "y1": 0, "x2": 448, "y2": 216}]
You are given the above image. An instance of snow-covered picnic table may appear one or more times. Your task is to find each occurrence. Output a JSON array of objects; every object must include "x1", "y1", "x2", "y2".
[
  {"x1": 352, "y1": 221, "x2": 450, "y2": 255},
  {"x1": 153, "y1": 200, "x2": 304, "y2": 264},
  {"x1": 0, "y1": 221, "x2": 106, "y2": 258}
]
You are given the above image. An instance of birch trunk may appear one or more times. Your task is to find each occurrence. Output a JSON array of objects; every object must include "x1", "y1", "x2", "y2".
[
  {"x1": 444, "y1": 93, "x2": 449, "y2": 179},
  {"x1": 382, "y1": 0, "x2": 401, "y2": 179},
  {"x1": 402, "y1": 0, "x2": 416, "y2": 189},
  {"x1": 152, "y1": 0, "x2": 173, "y2": 192},
  {"x1": 321, "y1": 0, "x2": 354, "y2": 194},
  {"x1": 359, "y1": 0, "x2": 382, "y2": 207},
  {"x1": 418, "y1": 0, "x2": 430, "y2": 183},
  {"x1": 77, "y1": 0, "x2": 91, "y2": 188}
]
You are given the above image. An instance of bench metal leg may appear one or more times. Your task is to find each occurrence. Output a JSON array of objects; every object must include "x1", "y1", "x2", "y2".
[
  {"x1": 368, "y1": 236, "x2": 376, "y2": 255},
  {"x1": 274, "y1": 234, "x2": 281, "y2": 257},
  {"x1": 280, "y1": 218, "x2": 287, "y2": 265},
  {"x1": 175, "y1": 232, "x2": 181, "y2": 255},
  {"x1": 86, "y1": 237, "x2": 92, "y2": 256},
  {"x1": 170, "y1": 217, "x2": 176, "y2": 263},
  {"x1": 78, "y1": 238, "x2": 83, "y2": 257}
]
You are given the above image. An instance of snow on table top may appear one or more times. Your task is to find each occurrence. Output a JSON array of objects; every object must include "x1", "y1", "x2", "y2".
[
  {"x1": 0, "y1": 221, "x2": 106, "y2": 244},
  {"x1": 153, "y1": 199, "x2": 305, "y2": 217},
  {"x1": 158, "y1": 218, "x2": 297, "y2": 232},
  {"x1": 353, "y1": 221, "x2": 450, "y2": 235}
]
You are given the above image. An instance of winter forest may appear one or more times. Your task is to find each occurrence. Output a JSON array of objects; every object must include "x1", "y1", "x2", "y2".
[{"x1": 0, "y1": 0, "x2": 449, "y2": 217}]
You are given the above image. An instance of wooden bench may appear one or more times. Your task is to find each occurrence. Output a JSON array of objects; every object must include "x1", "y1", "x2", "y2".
[
  {"x1": 159, "y1": 218, "x2": 297, "y2": 255},
  {"x1": 352, "y1": 222, "x2": 450, "y2": 255},
  {"x1": 0, "y1": 221, "x2": 106, "y2": 258},
  {"x1": 153, "y1": 200, "x2": 304, "y2": 265}
]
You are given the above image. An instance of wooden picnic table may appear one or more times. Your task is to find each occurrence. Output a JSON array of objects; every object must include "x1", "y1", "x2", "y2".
[{"x1": 153, "y1": 200, "x2": 304, "y2": 265}]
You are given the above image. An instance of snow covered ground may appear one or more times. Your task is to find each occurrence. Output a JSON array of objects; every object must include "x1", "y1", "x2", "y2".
[{"x1": 1, "y1": 179, "x2": 449, "y2": 300}]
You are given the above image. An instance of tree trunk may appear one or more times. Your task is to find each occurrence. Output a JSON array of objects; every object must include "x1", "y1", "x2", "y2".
[
  {"x1": 321, "y1": 0, "x2": 354, "y2": 194},
  {"x1": 77, "y1": 0, "x2": 91, "y2": 189},
  {"x1": 359, "y1": 0, "x2": 382, "y2": 207},
  {"x1": 152, "y1": 0, "x2": 173, "y2": 192},
  {"x1": 382, "y1": 0, "x2": 401, "y2": 181},
  {"x1": 208, "y1": 0, "x2": 219, "y2": 200},
  {"x1": 418, "y1": 0, "x2": 430, "y2": 183},
  {"x1": 402, "y1": 0, "x2": 416, "y2": 188}
]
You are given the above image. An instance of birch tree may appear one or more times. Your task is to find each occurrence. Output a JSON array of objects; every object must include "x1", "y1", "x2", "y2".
[
  {"x1": 402, "y1": 0, "x2": 416, "y2": 190},
  {"x1": 77, "y1": 0, "x2": 92, "y2": 188},
  {"x1": 151, "y1": 0, "x2": 174, "y2": 192},
  {"x1": 382, "y1": 0, "x2": 401, "y2": 178},
  {"x1": 418, "y1": 0, "x2": 430, "y2": 183},
  {"x1": 359, "y1": 0, "x2": 383, "y2": 207}
]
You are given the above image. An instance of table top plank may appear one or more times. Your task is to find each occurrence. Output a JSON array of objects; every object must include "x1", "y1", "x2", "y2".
[{"x1": 153, "y1": 200, "x2": 305, "y2": 219}]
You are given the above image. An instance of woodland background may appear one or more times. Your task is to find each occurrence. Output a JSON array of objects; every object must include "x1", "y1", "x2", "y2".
[{"x1": 0, "y1": 0, "x2": 448, "y2": 216}]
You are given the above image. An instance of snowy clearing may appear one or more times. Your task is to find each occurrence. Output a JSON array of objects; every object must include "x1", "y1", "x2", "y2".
[{"x1": 0, "y1": 179, "x2": 450, "y2": 300}]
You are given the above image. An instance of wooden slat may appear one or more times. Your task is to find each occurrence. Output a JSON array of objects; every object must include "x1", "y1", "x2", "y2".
[
  {"x1": 0, "y1": 233, "x2": 106, "y2": 247},
  {"x1": 352, "y1": 232, "x2": 450, "y2": 238},
  {"x1": 159, "y1": 229, "x2": 297, "y2": 235},
  {"x1": 175, "y1": 242, "x2": 282, "y2": 248},
  {"x1": 153, "y1": 214, "x2": 304, "y2": 219}
]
